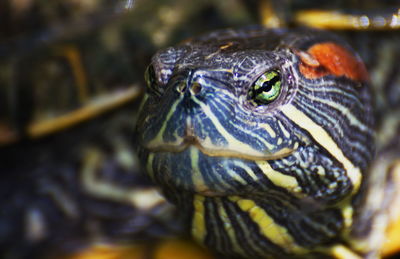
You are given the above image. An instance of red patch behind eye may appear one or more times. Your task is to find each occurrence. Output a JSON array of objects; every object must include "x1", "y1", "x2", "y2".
[{"x1": 298, "y1": 42, "x2": 369, "y2": 82}]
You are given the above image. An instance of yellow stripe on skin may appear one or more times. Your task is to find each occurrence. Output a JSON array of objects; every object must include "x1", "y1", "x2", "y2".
[
  {"x1": 146, "y1": 97, "x2": 183, "y2": 148},
  {"x1": 280, "y1": 104, "x2": 362, "y2": 192},
  {"x1": 278, "y1": 120, "x2": 291, "y2": 139},
  {"x1": 262, "y1": 124, "x2": 277, "y2": 138},
  {"x1": 190, "y1": 147, "x2": 213, "y2": 194},
  {"x1": 215, "y1": 199, "x2": 247, "y2": 257},
  {"x1": 232, "y1": 160, "x2": 259, "y2": 181},
  {"x1": 256, "y1": 161, "x2": 301, "y2": 193},
  {"x1": 230, "y1": 196, "x2": 305, "y2": 254},
  {"x1": 224, "y1": 161, "x2": 250, "y2": 185},
  {"x1": 192, "y1": 195, "x2": 207, "y2": 244}
]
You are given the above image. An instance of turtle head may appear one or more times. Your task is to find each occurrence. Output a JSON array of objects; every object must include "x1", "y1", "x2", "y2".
[
  {"x1": 136, "y1": 27, "x2": 375, "y2": 257},
  {"x1": 137, "y1": 27, "x2": 373, "y2": 198}
]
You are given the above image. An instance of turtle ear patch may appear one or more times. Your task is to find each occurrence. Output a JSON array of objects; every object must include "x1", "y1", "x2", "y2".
[{"x1": 297, "y1": 42, "x2": 369, "y2": 82}]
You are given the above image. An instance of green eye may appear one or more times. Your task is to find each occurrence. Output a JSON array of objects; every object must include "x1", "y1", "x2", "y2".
[{"x1": 248, "y1": 70, "x2": 282, "y2": 106}]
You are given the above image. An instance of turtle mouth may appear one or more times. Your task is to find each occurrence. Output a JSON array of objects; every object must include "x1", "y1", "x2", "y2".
[
  {"x1": 141, "y1": 140, "x2": 298, "y2": 197},
  {"x1": 143, "y1": 134, "x2": 296, "y2": 161}
]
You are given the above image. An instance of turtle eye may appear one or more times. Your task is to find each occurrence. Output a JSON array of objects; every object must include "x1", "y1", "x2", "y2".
[
  {"x1": 145, "y1": 65, "x2": 162, "y2": 95},
  {"x1": 248, "y1": 70, "x2": 282, "y2": 106}
]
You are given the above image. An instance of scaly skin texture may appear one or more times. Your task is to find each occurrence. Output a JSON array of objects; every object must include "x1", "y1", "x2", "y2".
[{"x1": 136, "y1": 26, "x2": 380, "y2": 258}]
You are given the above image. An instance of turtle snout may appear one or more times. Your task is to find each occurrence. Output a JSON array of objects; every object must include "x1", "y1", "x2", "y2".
[{"x1": 174, "y1": 68, "x2": 206, "y2": 96}]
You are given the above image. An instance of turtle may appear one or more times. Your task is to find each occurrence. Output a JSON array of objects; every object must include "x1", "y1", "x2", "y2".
[
  {"x1": 135, "y1": 4, "x2": 400, "y2": 259},
  {"x1": 1, "y1": 0, "x2": 400, "y2": 259}
]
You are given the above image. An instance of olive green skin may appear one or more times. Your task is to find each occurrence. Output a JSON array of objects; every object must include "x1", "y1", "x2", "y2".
[{"x1": 136, "y1": 26, "x2": 383, "y2": 258}]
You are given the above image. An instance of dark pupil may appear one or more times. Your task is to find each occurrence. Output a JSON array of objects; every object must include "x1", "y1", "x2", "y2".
[
  {"x1": 253, "y1": 74, "x2": 279, "y2": 97},
  {"x1": 261, "y1": 81, "x2": 273, "y2": 92}
]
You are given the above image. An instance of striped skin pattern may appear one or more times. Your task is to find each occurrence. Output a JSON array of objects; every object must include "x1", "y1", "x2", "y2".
[{"x1": 136, "y1": 27, "x2": 375, "y2": 258}]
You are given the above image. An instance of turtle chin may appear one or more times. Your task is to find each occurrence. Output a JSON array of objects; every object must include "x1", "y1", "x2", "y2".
[{"x1": 140, "y1": 145, "x2": 274, "y2": 197}]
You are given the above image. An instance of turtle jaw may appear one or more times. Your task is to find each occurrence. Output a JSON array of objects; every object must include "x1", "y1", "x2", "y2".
[{"x1": 139, "y1": 141, "x2": 298, "y2": 198}]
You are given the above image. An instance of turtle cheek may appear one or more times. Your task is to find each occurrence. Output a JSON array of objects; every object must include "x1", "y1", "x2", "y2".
[{"x1": 139, "y1": 148, "x2": 257, "y2": 196}]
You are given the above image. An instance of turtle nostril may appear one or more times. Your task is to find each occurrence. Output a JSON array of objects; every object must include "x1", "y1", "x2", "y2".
[
  {"x1": 177, "y1": 83, "x2": 187, "y2": 93},
  {"x1": 190, "y1": 82, "x2": 202, "y2": 95}
]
